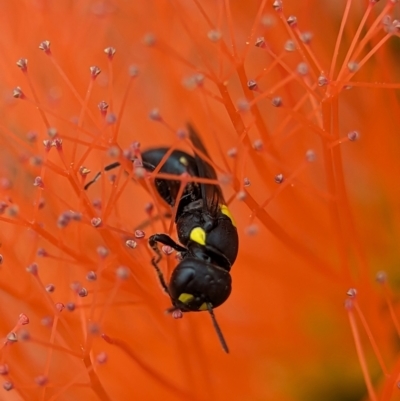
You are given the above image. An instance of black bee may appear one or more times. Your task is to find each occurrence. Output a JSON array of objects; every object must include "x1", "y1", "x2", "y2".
[{"x1": 85, "y1": 125, "x2": 238, "y2": 353}]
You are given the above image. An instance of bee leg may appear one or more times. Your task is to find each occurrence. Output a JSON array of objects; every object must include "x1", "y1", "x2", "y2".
[
  {"x1": 84, "y1": 159, "x2": 156, "y2": 191},
  {"x1": 135, "y1": 212, "x2": 172, "y2": 231},
  {"x1": 148, "y1": 234, "x2": 186, "y2": 294}
]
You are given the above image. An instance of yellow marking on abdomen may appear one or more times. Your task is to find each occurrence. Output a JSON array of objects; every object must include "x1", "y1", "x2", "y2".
[
  {"x1": 178, "y1": 293, "x2": 194, "y2": 304},
  {"x1": 220, "y1": 204, "x2": 236, "y2": 227}
]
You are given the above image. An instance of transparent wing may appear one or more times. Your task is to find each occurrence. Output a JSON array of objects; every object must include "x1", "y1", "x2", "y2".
[{"x1": 187, "y1": 124, "x2": 224, "y2": 217}]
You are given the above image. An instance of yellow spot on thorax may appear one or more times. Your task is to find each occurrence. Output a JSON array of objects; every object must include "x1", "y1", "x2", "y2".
[
  {"x1": 198, "y1": 303, "x2": 208, "y2": 311},
  {"x1": 179, "y1": 156, "x2": 188, "y2": 166},
  {"x1": 178, "y1": 293, "x2": 194, "y2": 304},
  {"x1": 190, "y1": 226, "x2": 206, "y2": 245},
  {"x1": 220, "y1": 204, "x2": 236, "y2": 227}
]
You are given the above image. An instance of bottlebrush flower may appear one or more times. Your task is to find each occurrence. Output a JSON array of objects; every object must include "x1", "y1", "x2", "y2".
[{"x1": 0, "y1": 1, "x2": 399, "y2": 401}]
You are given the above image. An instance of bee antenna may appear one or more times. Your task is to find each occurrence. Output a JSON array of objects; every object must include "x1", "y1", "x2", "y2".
[
  {"x1": 84, "y1": 161, "x2": 121, "y2": 190},
  {"x1": 206, "y1": 302, "x2": 229, "y2": 353}
]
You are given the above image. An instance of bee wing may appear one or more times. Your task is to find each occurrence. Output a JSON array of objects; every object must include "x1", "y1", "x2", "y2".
[{"x1": 187, "y1": 124, "x2": 224, "y2": 216}]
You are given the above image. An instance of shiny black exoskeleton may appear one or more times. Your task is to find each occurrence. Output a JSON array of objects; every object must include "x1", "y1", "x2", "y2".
[
  {"x1": 146, "y1": 126, "x2": 238, "y2": 352},
  {"x1": 85, "y1": 125, "x2": 238, "y2": 352}
]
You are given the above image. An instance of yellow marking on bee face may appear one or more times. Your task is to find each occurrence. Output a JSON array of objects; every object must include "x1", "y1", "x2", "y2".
[
  {"x1": 190, "y1": 227, "x2": 206, "y2": 245},
  {"x1": 198, "y1": 303, "x2": 208, "y2": 311},
  {"x1": 179, "y1": 156, "x2": 188, "y2": 166},
  {"x1": 220, "y1": 204, "x2": 236, "y2": 227},
  {"x1": 178, "y1": 293, "x2": 194, "y2": 304}
]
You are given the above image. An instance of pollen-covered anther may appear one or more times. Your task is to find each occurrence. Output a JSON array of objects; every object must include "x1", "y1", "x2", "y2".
[
  {"x1": 55, "y1": 303, "x2": 64, "y2": 312},
  {"x1": 305, "y1": 150, "x2": 316, "y2": 162},
  {"x1": 6, "y1": 205, "x2": 19, "y2": 217},
  {"x1": 51, "y1": 138, "x2": 63, "y2": 150},
  {"x1": 78, "y1": 287, "x2": 88, "y2": 297},
  {"x1": 16, "y1": 58, "x2": 28, "y2": 71},
  {"x1": 227, "y1": 148, "x2": 238, "y2": 158},
  {"x1": 106, "y1": 113, "x2": 117, "y2": 125},
  {"x1": 297, "y1": 62, "x2": 309, "y2": 76},
  {"x1": 104, "y1": 46, "x2": 116, "y2": 59},
  {"x1": 134, "y1": 230, "x2": 145, "y2": 239},
  {"x1": 271, "y1": 97, "x2": 282, "y2": 107},
  {"x1": 219, "y1": 174, "x2": 232, "y2": 185},
  {"x1": 207, "y1": 30, "x2": 222, "y2": 42},
  {"x1": 19, "y1": 313, "x2": 30, "y2": 325},
  {"x1": 347, "y1": 61, "x2": 359, "y2": 72},
  {"x1": 66, "y1": 302, "x2": 75, "y2": 312},
  {"x1": 176, "y1": 128, "x2": 187, "y2": 139},
  {"x1": 90, "y1": 65, "x2": 101, "y2": 78},
  {"x1": 134, "y1": 167, "x2": 146, "y2": 179},
  {"x1": 26, "y1": 131, "x2": 38, "y2": 142},
  {"x1": 86, "y1": 271, "x2": 97, "y2": 281},
  {"x1": 284, "y1": 40, "x2": 296, "y2": 52},
  {"x1": 3, "y1": 382, "x2": 13, "y2": 391},
  {"x1": 41, "y1": 316, "x2": 53, "y2": 326},
  {"x1": 45, "y1": 284, "x2": 55, "y2": 293},
  {"x1": 125, "y1": 239, "x2": 137, "y2": 249},
  {"x1": 143, "y1": 33, "x2": 156, "y2": 46},
  {"x1": 318, "y1": 75, "x2": 329, "y2": 87},
  {"x1": 346, "y1": 288, "x2": 357, "y2": 298},
  {"x1": 42, "y1": 140, "x2": 52, "y2": 151},
  {"x1": 253, "y1": 139, "x2": 264, "y2": 151},
  {"x1": 122, "y1": 149, "x2": 133, "y2": 160},
  {"x1": 300, "y1": 31, "x2": 313, "y2": 44},
  {"x1": 237, "y1": 99, "x2": 250, "y2": 112},
  {"x1": 116, "y1": 266, "x2": 130, "y2": 280},
  {"x1": 245, "y1": 224, "x2": 259, "y2": 236},
  {"x1": 274, "y1": 174, "x2": 284, "y2": 184},
  {"x1": 38, "y1": 40, "x2": 51, "y2": 53},
  {"x1": 19, "y1": 329, "x2": 30, "y2": 341},
  {"x1": 247, "y1": 79, "x2": 258, "y2": 91},
  {"x1": 149, "y1": 108, "x2": 161, "y2": 121},
  {"x1": 162, "y1": 245, "x2": 174, "y2": 255},
  {"x1": 89, "y1": 322, "x2": 100, "y2": 335},
  {"x1": 236, "y1": 191, "x2": 246, "y2": 201},
  {"x1": 145, "y1": 202, "x2": 154, "y2": 214},
  {"x1": 98, "y1": 101, "x2": 108, "y2": 113},
  {"x1": 35, "y1": 375, "x2": 48, "y2": 386},
  {"x1": 255, "y1": 37, "x2": 266, "y2": 48},
  {"x1": 97, "y1": 246, "x2": 109, "y2": 258},
  {"x1": 79, "y1": 166, "x2": 91, "y2": 176},
  {"x1": 129, "y1": 65, "x2": 139, "y2": 77},
  {"x1": 47, "y1": 127, "x2": 58, "y2": 138},
  {"x1": 287, "y1": 15, "x2": 297, "y2": 27},
  {"x1": 347, "y1": 130, "x2": 359, "y2": 141},
  {"x1": 261, "y1": 14, "x2": 276, "y2": 27},
  {"x1": 376, "y1": 270, "x2": 387, "y2": 283},
  {"x1": 96, "y1": 352, "x2": 108, "y2": 364},
  {"x1": 243, "y1": 177, "x2": 251, "y2": 187},
  {"x1": 26, "y1": 263, "x2": 38, "y2": 275},
  {"x1": 0, "y1": 364, "x2": 9, "y2": 375},
  {"x1": 37, "y1": 248, "x2": 48, "y2": 257},
  {"x1": 7, "y1": 332, "x2": 17, "y2": 343},
  {"x1": 272, "y1": 0, "x2": 283, "y2": 11},
  {"x1": 392, "y1": 19, "x2": 400, "y2": 31},
  {"x1": 91, "y1": 217, "x2": 102, "y2": 228},
  {"x1": 12, "y1": 86, "x2": 24, "y2": 98}
]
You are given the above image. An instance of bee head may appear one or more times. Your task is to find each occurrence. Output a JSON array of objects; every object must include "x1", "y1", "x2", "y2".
[{"x1": 168, "y1": 257, "x2": 231, "y2": 312}]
